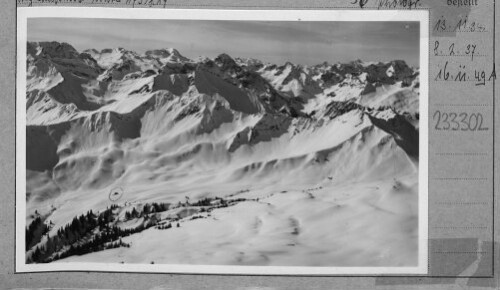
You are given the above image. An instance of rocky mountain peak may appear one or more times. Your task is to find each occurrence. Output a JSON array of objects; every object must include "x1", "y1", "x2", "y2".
[{"x1": 28, "y1": 41, "x2": 80, "y2": 59}]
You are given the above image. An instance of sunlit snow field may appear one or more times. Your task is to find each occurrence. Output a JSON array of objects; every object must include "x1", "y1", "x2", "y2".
[{"x1": 25, "y1": 40, "x2": 420, "y2": 267}]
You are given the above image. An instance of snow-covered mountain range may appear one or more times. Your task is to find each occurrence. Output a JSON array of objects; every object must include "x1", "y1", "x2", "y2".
[{"x1": 25, "y1": 41, "x2": 420, "y2": 267}]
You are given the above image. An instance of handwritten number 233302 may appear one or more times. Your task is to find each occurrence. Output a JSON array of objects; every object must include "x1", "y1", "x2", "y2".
[{"x1": 433, "y1": 110, "x2": 488, "y2": 131}]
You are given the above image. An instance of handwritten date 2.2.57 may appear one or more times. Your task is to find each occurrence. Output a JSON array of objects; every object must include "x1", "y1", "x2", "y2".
[{"x1": 434, "y1": 41, "x2": 481, "y2": 61}]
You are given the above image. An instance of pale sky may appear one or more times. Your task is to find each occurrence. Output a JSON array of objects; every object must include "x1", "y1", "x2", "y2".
[{"x1": 28, "y1": 18, "x2": 420, "y2": 67}]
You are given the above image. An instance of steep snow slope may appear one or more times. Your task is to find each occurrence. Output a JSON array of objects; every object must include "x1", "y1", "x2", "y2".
[{"x1": 24, "y1": 41, "x2": 420, "y2": 267}]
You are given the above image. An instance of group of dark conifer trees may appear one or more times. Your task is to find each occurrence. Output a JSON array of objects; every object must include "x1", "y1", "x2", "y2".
[
  {"x1": 27, "y1": 202, "x2": 177, "y2": 263},
  {"x1": 27, "y1": 204, "x2": 150, "y2": 263},
  {"x1": 25, "y1": 216, "x2": 50, "y2": 251},
  {"x1": 27, "y1": 197, "x2": 251, "y2": 263},
  {"x1": 124, "y1": 202, "x2": 169, "y2": 220}
]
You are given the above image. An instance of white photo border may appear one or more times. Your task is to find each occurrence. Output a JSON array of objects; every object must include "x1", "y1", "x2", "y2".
[{"x1": 16, "y1": 7, "x2": 429, "y2": 275}]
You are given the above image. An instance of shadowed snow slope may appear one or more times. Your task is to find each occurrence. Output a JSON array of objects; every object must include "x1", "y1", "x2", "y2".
[{"x1": 25, "y1": 41, "x2": 420, "y2": 267}]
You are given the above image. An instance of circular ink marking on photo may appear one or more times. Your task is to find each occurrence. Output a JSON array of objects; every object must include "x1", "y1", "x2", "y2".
[{"x1": 109, "y1": 187, "x2": 124, "y2": 201}]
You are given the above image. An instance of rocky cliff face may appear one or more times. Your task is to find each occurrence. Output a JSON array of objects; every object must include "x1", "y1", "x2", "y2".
[{"x1": 25, "y1": 41, "x2": 420, "y2": 266}]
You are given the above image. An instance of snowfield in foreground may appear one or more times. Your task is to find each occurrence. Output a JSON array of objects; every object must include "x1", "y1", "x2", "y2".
[{"x1": 25, "y1": 41, "x2": 420, "y2": 267}]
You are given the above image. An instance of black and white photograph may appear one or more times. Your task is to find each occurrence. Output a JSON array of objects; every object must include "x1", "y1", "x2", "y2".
[{"x1": 16, "y1": 8, "x2": 428, "y2": 275}]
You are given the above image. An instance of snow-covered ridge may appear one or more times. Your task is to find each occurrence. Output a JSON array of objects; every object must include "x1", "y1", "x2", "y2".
[{"x1": 25, "y1": 41, "x2": 420, "y2": 267}]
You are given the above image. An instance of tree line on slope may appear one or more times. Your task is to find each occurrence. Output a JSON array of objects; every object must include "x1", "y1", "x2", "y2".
[{"x1": 27, "y1": 197, "x2": 252, "y2": 263}]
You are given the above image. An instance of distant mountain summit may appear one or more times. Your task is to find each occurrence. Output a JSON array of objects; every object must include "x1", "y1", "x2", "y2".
[
  {"x1": 25, "y1": 41, "x2": 421, "y2": 266},
  {"x1": 26, "y1": 40, "x2": 419, "y2": 168}
]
